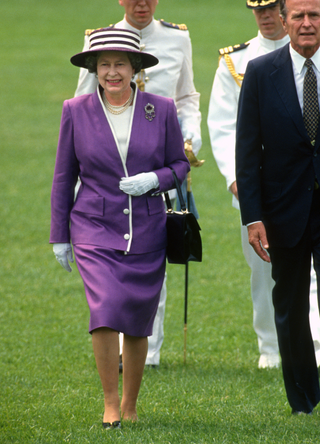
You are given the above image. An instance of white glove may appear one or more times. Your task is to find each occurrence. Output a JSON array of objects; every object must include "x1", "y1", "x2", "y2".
[
  {"x1": 53, "y1": 243, "x2": 74, "y2": 272},
  {"x1": 184, "y1": 132, "x2": 202, "y2": 156},
  {"x1": 119, "y1": 172, "x2": 159, "y2": 196}
]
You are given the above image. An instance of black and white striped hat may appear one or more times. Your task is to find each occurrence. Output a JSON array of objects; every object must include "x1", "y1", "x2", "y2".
[{"x1": 70, "y1": 27, "x2": 158, "y2": 69}]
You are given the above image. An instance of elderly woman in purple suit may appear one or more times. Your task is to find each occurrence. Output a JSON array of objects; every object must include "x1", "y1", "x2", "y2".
[{"x1": 50, "y1": 28, "x2": 189, "y2": 429}]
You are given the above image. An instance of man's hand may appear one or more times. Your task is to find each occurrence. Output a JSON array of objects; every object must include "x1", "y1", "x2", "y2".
[
  {"x1": 229, "y1": 181, "x2": 238, "y2": 200},
  {"x1": 247, "y1": 222, "x2": 271, "y2": 263}
]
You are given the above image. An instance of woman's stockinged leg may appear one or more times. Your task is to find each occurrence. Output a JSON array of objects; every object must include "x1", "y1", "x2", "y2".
[
  {"x1": 121, "y1": 334, "x2": 148, "y2": 421},
  {"x1": 91, "y1": 327, "x2": 120, "y2": 423}
]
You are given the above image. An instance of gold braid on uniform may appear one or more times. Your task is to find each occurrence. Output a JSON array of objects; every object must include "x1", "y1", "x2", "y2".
[
  {"x1": 246, "y1": 0, "x2": 278, "y2": 7},
  {"x1": 218, "y1": 42, "x2": 250, "y2": 87},
  {"x1": 222, "y1": 55, "x2": 244, "y2": 88}
]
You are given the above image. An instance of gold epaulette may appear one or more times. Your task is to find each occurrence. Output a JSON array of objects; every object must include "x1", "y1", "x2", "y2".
[
  {"x1": 85, "y1": 28, "x2": 95, "y2": 36},
  {"x1": 218, "y1": 42, "x2": 250, "y2": 56},
  {"x1": 218, "y1": 42, "x2": 250, "y2": 87},
  {"x1": 160, "y1": 19, "x2": 188, "y2": 31},
  {"x1": 84, "y1": 25, "x2": 114, "y2": 36}
]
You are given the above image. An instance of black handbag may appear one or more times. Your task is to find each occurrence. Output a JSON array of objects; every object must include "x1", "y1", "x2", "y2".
[{"x1": 164, "y1": 170, "x2": 202, "y2": 264}]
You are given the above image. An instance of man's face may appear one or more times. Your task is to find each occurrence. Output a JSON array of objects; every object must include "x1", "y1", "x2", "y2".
[
  {"x1": 119, "y1": 0, "x2": 159, "y2": 30},
  {"x1": 281, "y1": 0, "x2": 320, "y2": 57},
  {"x1": 253, "y1": 5, "x2": 287, "y2": 40}
]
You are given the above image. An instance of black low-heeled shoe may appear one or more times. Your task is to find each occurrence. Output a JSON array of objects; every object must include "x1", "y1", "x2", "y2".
[{"x1": 102, "y1": 420, "x2": 121, "y2": 429}]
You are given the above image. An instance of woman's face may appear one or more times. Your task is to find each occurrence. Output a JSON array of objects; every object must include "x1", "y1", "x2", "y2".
[{"x1": 97, "y1": 51, "x2": 135, "y2": 103}]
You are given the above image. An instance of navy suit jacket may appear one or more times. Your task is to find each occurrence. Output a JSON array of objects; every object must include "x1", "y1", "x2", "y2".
[{"x1": 236, "y1": 43, "x2": 320, "y2": 248}]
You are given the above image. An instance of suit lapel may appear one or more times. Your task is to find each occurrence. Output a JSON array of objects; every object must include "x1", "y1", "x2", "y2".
[
  {"x1": 127, "y1": 87, "x2": 142, "y2": 158},
  {"x1": 270, "y1": 44, "x2": 310, "y2": 143}
]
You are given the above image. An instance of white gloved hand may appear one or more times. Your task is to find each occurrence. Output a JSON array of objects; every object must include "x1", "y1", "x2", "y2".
[
  {"x1": 184, "y1": 132, "x2": 202, "y2": 156},
  {"x1": 53, "y1": 243, "x2": 74, "y2": 272},
  {"x1": 119, "y1": 172, "x2": 159, "y2": 196}
]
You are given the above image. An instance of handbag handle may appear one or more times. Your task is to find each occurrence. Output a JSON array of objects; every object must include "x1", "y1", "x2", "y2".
[{"x1": 164, "y1": 169, "x2": 187, "y2": 213}]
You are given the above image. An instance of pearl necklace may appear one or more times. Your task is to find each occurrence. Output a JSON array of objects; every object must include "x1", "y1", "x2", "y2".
[{"x1": 103, "y1": 88, "x2": 134, "y2": 115}]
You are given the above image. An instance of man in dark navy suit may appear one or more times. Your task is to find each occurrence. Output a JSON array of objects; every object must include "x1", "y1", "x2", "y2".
[{"x1": 236, "y1": 0, "x2": 320, "y2": 414}]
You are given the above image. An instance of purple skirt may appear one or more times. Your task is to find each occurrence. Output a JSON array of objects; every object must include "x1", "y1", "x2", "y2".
[{"x1": 73, "y1": 245, "x2": 166, "y2": 336}]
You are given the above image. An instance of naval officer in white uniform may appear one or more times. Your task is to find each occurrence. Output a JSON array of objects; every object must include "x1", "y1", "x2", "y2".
[
  {"x1": 75, "y1": 0, "x2": 202, "y2": 367},
  {"x1": 208, "y1": 0, "x2": 320, "y2": 369}
]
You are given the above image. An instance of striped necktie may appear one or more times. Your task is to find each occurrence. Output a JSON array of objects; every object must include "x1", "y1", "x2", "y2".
[{"x1": 303, "y1": 59, "x2": 320, "y2": 146}]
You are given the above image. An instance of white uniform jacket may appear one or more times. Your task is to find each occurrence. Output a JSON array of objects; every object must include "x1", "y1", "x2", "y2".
[
  {"x1": 75, "y1": 17, "x2": 202, "y2": 154},
  {"x1": 207, "y1": 31, "x2": 290, "y2": 207}
]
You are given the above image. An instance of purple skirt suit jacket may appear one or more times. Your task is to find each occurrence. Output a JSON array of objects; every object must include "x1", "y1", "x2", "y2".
[{"x1": 50, "y1": 86, "x2": 190, "y2": 254}]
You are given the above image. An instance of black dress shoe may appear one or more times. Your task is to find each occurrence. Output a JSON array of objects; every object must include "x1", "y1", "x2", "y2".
[
  {"x1": 291, "y1": 409, "x2": 313, "y2": 415},
  {"x1": 103, "y1": 420, "x2": 121, "y2": 429},
  {"x1": 119, "y1": 354, "x2": 123, "y2": 374}
]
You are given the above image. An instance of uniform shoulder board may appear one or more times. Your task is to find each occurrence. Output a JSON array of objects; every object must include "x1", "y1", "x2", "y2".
[
  {"x1": 160, "y1": 19, "x2": 188, "y2": 31},
  {"x1": 85, "y1": 28, "x2": 95, "y2": 36},
  {"x1": 218, "y1": 42, "x2": 250, "y2": 56},
  {"x1": 84, "y1": 24, "x2": 114, "y2": 36}
]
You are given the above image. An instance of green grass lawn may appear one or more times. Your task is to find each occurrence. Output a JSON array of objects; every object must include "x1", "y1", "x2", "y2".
[{"x1": 1, "y1": 0, "x2": 319, "y2": 442}]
